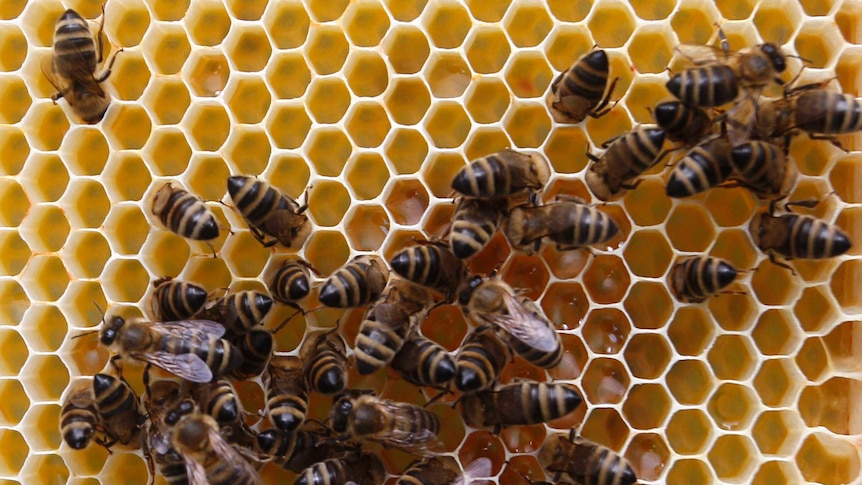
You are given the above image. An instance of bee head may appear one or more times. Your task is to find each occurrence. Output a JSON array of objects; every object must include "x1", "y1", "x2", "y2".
[
  {"x1": 165, "y1": 399, "x2": 196, "y2": 426},
  {"x1": 330, "y1": 395, "x2": 353, "y2": 433},
  {"x1": 99, "y1": 316, "x2": 125, "y2": 346},
  {"x1": 760, "y1": 43, "x2": 786, "y2": 73},
  {"x1": 458, "y1": 275, "x2": 484, "y2": 306}
]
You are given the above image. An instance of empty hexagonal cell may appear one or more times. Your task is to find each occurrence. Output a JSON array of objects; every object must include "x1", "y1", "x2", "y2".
[
  {"x1": 224, "y1": 125, "x2": 271, "y2": 175},
  {"x1": 0, "y1": 328, "x2": 27, "y2": 376},
  {"x1": 464, "y1": 0, "x2": 511, "y2": 21},
  {"x1": 304, "y1": 231, "x2": 350, "y2": 276},
  {"x1": 793, "y1": 285, "x2": 839, "y2": 333},
  {"x1": 305, "y1": 25, "x2": 348, "y2": 75},
  {"x1": 752, "y1": 309, "x2": 801, "y2": 356},
  {"x1": 305, "y1": 128, "x2": 352, "y2": 177},
  {"x1": 264, "y1": 52, "x2": 310, "y2": 100},
  {"x1": 666, "y1": 203, "x2": 716, "y2": 252},
  {"x1": 20, "y1": 453, "x2": 69, "y2": 484},
  {"x1": 622, "y1": 230, "x2": 673, "y2": 278},
  {"x1": 0, "y1": 429, "x2": 27, "y2": 475},
  {"x1": 343, "y1": 0, "x2": 389, "y2": 47},
  {"x1": 588, "y1": 1, "x2": 636, "y2": 47},
  {"x1": 797, "y1": 336, "x2": 831, "y2": 383},
  {"x1": 0, "y1": 230, "x2": 29, "y2": 276},
  {"x1": 583, "y1": 255, "x2": 630, "y2": 305},
  {"x1": 224, "y1": 75, "x2": 271, "y2": 124},
  {"x1": 384, "y1": 78, "x2": 431, "y2": 126},
  {"x1": 582, "y1": 357, "x2": 630, "y2": 405},
  {"x1": 622, "y1": 282, "x2": 673, "y2": 331},
  {"x1": 707, "y1": 334, "x2": 757, "y2": 380},
  {"x1": 424, "y1": 102, "x2": 471, "y2": 149},
  {"x1": 666, "y1": 409, "x2": 713, "y2": 455},
  {"x1": 751, "y1": 259, "x2": 800, "y2": 306},
  {"x1": 707, "y1": 382, "x2": 758, "y2": 431},
  {"x1": 464, "y1": 127, "x2": 511, "y2": 162},
  {"x1": 306, "y1": 77, "x2": 351, "y2": 124},
  {"x1": 62, "y1": 231, "x2": 109, "y2": 280},
  {"x1": 20, "y1": 254, "x2": 69, "y2": 302},
  {"x1": 753, "y1": 409, "x2": 803, "y2": 456},
  {"x1": 623, "y1": 383, "x2": 671, "y2": 430},
  {"x1": 101, "y1": 258, "x2": 149, "y2": 303},
  {"x1": 503, "y1": 2, "x2": 552, "y2": 48},
  {"x1": 307, "y1": 180, "x2": 351, "y2": 227},
  {"x1": 20, "y1": 403, "x2": 61, "y2": 452},
  {"x1": 224, "y1": 24, "x2": 271, "y2": 72},
  {"x1": 502, "y1": 255, "x2": 549, "y2": 300},
  {"x1": 504, "y1": 52, "x2": 552, "y2": 99},
  {"x1": 629, "y1": 0, "x2": 676, "y2": 19},
  {"x1": 141, "y1": 23, "x2": 190, "y2": 74},
  {"x1": 19, "y1": 353, "x2": 68, "y2": 402},
  {"x1": 426, "y1": 52, "x2": 471, "y2": 98},
  {"x1": 465, "y1": 25, "x2": 510, "y2": 74},
  {"x1": 669, "y1": 307, "x2": 715, "y2": 357},
  {"x1": 143, "y1": 126, "x2": 191, "y2": 176},
  {"x1": 267, "y1": 102, "x2": 312, "y2": 150},
  {"x1": 384, "y1": 179, "x2": 429, "y2": 226},
  {"x1": 504, "y1": 102, "x2": 551, "y2": 148},
  {"x1": 666, "y1": 359, "x2": 714, "y2": 405},
  {"x1": 580, "y1": 408, "x2": 628, "y2": 450},
  {"x1": 801, "y1": 377, "x2": 857, "y2": 436},
  {"x1": 0, "y1": 24, "x2": 25, "y2": 72},
  {"x1": 706, "y1": 291, "x2": 757, "y2": 331},
  {"x1": 180, "y1": 255, "x2": 232, "y2": 293},
  {"x1": 0, "y1": 180, "x2": 29, "y2": 226},
  {"x1": 423, "y1": 1, "x2": 471, "y2": 49},
  {"x1": 832, "y1": 259, "x2": 862, "y2": 313},
  {"x1": 185, "y1": 155, "x2": 230, "y2": 203},
  {"x1": 0, "y1": 125, "x2": 28, "y2": 175},
  {"x1": 0, "y1": 279, "x2": 28, "y2": 326},
  {"x1": 19, "y1": 204, "x2": 68, "y2": 254},
  {"x1": 419, "y1": 152, "x2": 463, "y2": 198},
  {"x1": 582, "y1": 308, "x2": 630, "y2": 354},
  {"x1": 627, "y1": 25, "x2": 674, "y2": 74},
  {"x1": 464, "y1": 77, "x2": 510, "y2": 125},
  {"x1": 667, "y1": 458, "x2": 715, "y2": 485},
  {"x1": 101, "y1": 153, "x2": 150, "y2": 202},
  {"x1": 345, "y1": 102, "x2": 390, "y2": 148},
  {"x1": 753, "y1": 0, "x2": 802, "y2": 43},
  {"x1": 344, "y1": 153, "x2": 389, "y2": 201},
  {"x1": 753, "y1": 461, "x2": 805, "y2": 485},
  {"x1": 670, "y1": 1, "x2": 718, "y2": 45},
  {"x1": 99, "y1": 453, "x2": 148, "y2": 485},
  {"x1": 0, "y1": 75, "x2": 30, "y2": 124},
  {"x1": 384, "y1": 26, "x2": 430, "y2": 75},
  {"x1": 22, "y1": 102, "x2": 67, "y2": 151},
  {"x1": 138, "y1": 231, "x2": 191, "y2": 277},
  {"x1": 796, "y1": 433, "x2": 861, "y2": 485},
  {"x1": 422, "y1": 202, "x2": 454, "y2": 239},
  {"x1": 620, "y1": 179, "x2": 670, "y2": 227},
  {"x1": 823, "y1": 320, "x2": 862, "y2": 372},
  {"x1": 103, "y1": 203, "x2": 149, "y2": 255},
  {"x1": 109, "y1": 50, "x2": 150, "y2": 102},
  {"x1": 754, "y1": 358, "x2": 801, "y2": 407},
  {"x1": 0, "y1": 380, "x2": 27, "y2": 426},
  {"x1": 146, "y1": 0, "x2": 189, "y2": 20},
  {"x1": 707, "y1": 435, "x2": 758, "y2": 482},
  {"x1": 708, "y1": 229, "x2": 758, "y2": 274},
  {"x1": 103, "y1": 104, "x2": 152, "y2": 150},
  {"x1": 141, "y1": 76, "x2": 190, "y2": 125},
  {"x1": 184, "y1": 49, "x2": 230, "y2": 97},
  {"x1": 185, "y1": 0, "x2": 230, "y2": 46},
  {"x1": 343, "y1": 52, "x2": 388, "y2": 98},
  {"x1": 221, "y1": 231, "x2": 270, "y2": 278},
  {"x1": 344, "y1": 205, "x2": 390, "y2": 251},
  {"x1": 623, "y1": 333, "x2": 672, "y2": 379}
]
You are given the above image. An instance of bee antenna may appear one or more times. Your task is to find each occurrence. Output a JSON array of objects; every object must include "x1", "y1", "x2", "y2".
[
  {"x1": 787, "y1": 54, "x2": 812, "y2": 64},
  {"x1": 424, "y1": 389, "x2": 452, "y2": 408},
  {"x1": 272, "y1": 308, "x2": 304, "y2": 334},
  {"x1": 93, "y1": 301, "x2": 106, "y2": 319},
  {"x1": 71, "y1": 330, "x2": 99, "y2": 340}
]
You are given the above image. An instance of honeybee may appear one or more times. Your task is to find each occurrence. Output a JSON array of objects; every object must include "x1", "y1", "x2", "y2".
[
  {"x1": 665, "y1": 137, "x2": 733, "y2": 198},
  {"x1": 60, "y1": 379, "x2": 99, "y2": 450},
  {"x1": 455, "y1": 326, "x2": 511, "y2": 393},
  {"x1": 300, "y1": 329, "x2": 348, "y2": 395},
  {"x1": 231, "y1": 329, "x2": 273, "y2": 379},
  {"x1": 586, "y1": 127, "x2": 667, "y2": 201},
  {"x1": 450, "y1": 198, "x2": 506, "y2": 259},
  {"x1": 141, "y1": 378, "x2": 188, "y2": 485},
  {"x1": 459, "y1": 382, "x2": 583, "y2": 429},
  {"x1": 92, "y1": 367, "x2": 142, "y2": 447},
  {"x1": 294, "y1": 452, "x2": 385, "y2": 485},
  {"x1": 451, "y1": 149, "x2": 550, "y2": 199},
  {"x1": 99, "y1": 315, "x2": 243, "y2": 383},
  {"x1": 264, "y1": 355, "x2": 308, "y2": 432},
  {"x1": 790, "y1": 88, "x2": 862, "y2": 136},
  {"x1": 150, "y1": 277, "x2": 208, "y2": 322},
  {"x1": 152, "y1": 183, "x2": 220, "y2": 241},
  {"x1": 669, "y1": 256, "x2": 739, "y2": 303},
  {"x1": 504, "y1": 196, "x2": 620, "y2": 254},
  {"x1": 198, "y1": 290, "x2": 273, "y2": 337},
  {"x1": 330, "y1": 391, "x2": 441, "y2": 452},
  {"x1": 459, "y1": 275, "x2": 562, "y2": 368},
  {"x1": 729, "y1": 140, "x2": 797, "y2": 198},
  {"x1": 548, "y1": 49, "x2": 619, "y2": 124},
  {"x1": 191, "y1": 378, "x2": 243, "y2": 426},
  {"x1": 355, "y1": 301, "x2": 413, "y2": 376},
  {"x1": 257, "y1": 421, "x2": 351, "y2": 473},
  {"x1": 44, "y1": 7, "x2": 121, "y2": 123},
  {"x1": 538, "y1": 430, "x2": 638, "y2": 485},
  {"x1": 652, "y1": 100, "x2": 713, "y2": 145},
  {"x1": 227, "y1": 175, "x2": 310, "y2": 249},
  {"x1": 391, "y1": 334, "x2": 456, "y2": 389},
  {"x1": 390, "y1": 242, "x2": 466, "y2": 300},
  {"x1": 318, "y1": 255, "x2": 390, "y2": 308},
  {"x1": 268, "y1": 259, "x2": 317, "y2": 309},
  {"x1": 166, "y1": 400, "x2": 263, "y2": 485},
  {"x1": 749, "y1": 200, "x2": 852, "y2": 265}
]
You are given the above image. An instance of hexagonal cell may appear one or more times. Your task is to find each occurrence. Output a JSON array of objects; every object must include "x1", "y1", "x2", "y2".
[
  {"x1": 578, "y1": 407, "x2": 628, "y2": 451},
  {"x1": 344, "y1": 52, "x2": 388, "y2": 98},
  {"x1": 796, "y1": 433, "x2": 862, "y2": 485},
  {"x1": 422, "y1": 202, "x2": 454, "y2": 240},
  {"x1": 20, "y1": 453, "x2": 69, "y2": 484},
  {"x1": 101, "y1": 153, "x2": 150, "y2": 203},
  {"x1": 304, "y1": 230, "x2": 350, "y2": 277},
  {"x1": 304, "y1": 128, "x2": 352, "y2": 177},
  {"x1": 140, "y1": 23, "x2": 190, "y2": 74},
  {"x1": 0, "y1": 380, "x2": 28, "y2": 426},
  {"x1": 588, "y1": 1, "x2": 636, "y2": 48},
  {"x1": 753, "y1": 461, "x2": 804, "y2": 485},
  {"x1": 20, "y1": 403, "x2": 61, "y2": 451},
  {"x1": 708, "y1": 229, "x2": 758, "y2": 273},
  {"x1": 224, "y1": 24, "x2": 271, "y2": 72},
  {"x1": 265, "y1": 102, "x2": 311, "y2": 150},
  {"x1": 622, "y1": 230, "x2": 673, "y2": 278},
  {"x1": 263, "y1": 1, "x2": 309, "y2": 48},
  {"x1": 504, "y1": 102, "x2": 551, "y2": 148},
  {"x1": 384, "y1": 179, "x2": 429, "y2": 226},
  {"x1": 0, "y1": 328, "x2": 27, "y2": 379},
  {"x1": 501, "y1": 255, "x2": 549, "y2": 301},
  {"x1": 462, "y1": 78, "x2": 510, "y2": 127},
  {"x1": 793, "y1": 285, "x2": 839, "y2": 333},
  {"x1": 22, "y1": 102, "x2": 67, "y2": 151},
  {"x1": 185, "y1": 155, "x2": 230, "y2": 203},
  {"x1": 463, "y1": 129, "x2": 512, "y2": 163},
  {"x1": 713, "y1": 0, "x2": 754, "y2": 19},
  {"x1": 99, "y1": 453, "x2": 148, "y2": 485},
  {"x1": 101, "y1": 259, "x2": 149, "y2": 302},
  {"x1": 0, "y1": 24, "x2": 26, "y2": 72},
  {"x1": 582, "y1": 308, "x2": 630, "y2": 354},
  {"x1": 0, "y1": 230, "x2": 29, "y2": 276},
  {"x1": 836, "y1": 0, "x2": 862, "y2": 43},
  {"x1": 823, "y1": 320, "x2": 862, "y2": 372},
  {"x1": 541, "y1": 282, "x2": 589, "y2": 330},
  {"x1": 752, "y1": 309, "x2": 801, "y2": 356},
  {"x1": 707, "y1": 382, "x2": 758, "y2": 431},
  {"x1": 424, "y1": 102, "x2": 471, "y2": 149},
  {"x1": 666, "y1": 409, "x2": 713, "y2": 455},
  {"x1": 629, "y1": 0, "x2": 676, "y2": 19},
  {"x1": 583, "y1": 255, "x2": 630, "y2": 305},
  {"x1": 419, "y1": 152, "x2": 462, "y2": 198},
  {"x1": 669, "y1": 2, "x2": 719, "y2": 45},
  {"x1": 622, "y1": 179, "x2": 671, "y2": 227},
  {"x1": 753, "y1": 410, "x2": 802, "y2": 456},
  {"x1": 622, "y1": 383, "x2": 671, "y2": 430},
  {"x1": 146, "y1": 0, "x2": 189, "y2": 20},
  {"x1": 184, "y1": 0, "x2": 230, "y2": 46},
  {"x1": 503, "y1": 2, "x2": 552, "y2": 48},
  {"x1": 221, "y1": 231, "x2": 270, "y2": 278},
  {"x1": 707, "y1": 435, "x2": 758, "y2": 482},
  {"x1": 20, "y1": 154, "x2": 67, "y2": 205},
  {"x1": 384, "y1": 0, "x2": 427, "y2": 20},
  {"x1": 706, "y1": 291, "x2": 757, "y2": 332},
  {"x1": 0, "y1": 279, "x2": 28, "y2": 326},
  {"x1": 103, "y1": 203, "x2": 149, "y2": 255},
  {"x1": 306, "y1": 180, "x2": 351, "y2": 228},
  {"x1": 343, "y1": 153, "x2": 389, "y2": 201},
  {"x1": 666, "y1": 203, "x2": 716, "y2": 252},
  {"x1": 184, "y1": 49, "x2": 230, "y2": 97},
  {"x1": 0, "y1": 125, "x2": 28, "y2": 175},
  {"x1": 138, "y1": 231, "x2": 191, "y2": 277},
  {"x1": 464, "y1": 26, "x2": 510, "y2": 75},
  {"x1": 627, "y1": 432, "x2": 671, "y2": 481},
  {"x1": 500, "y1": 423, "x2": 546, "y2": 454},
  {"x1": 627, "y1": 25, "x2": 674, "y2": 74},
  {"x1": 20, "y1": 254, "x2": 69, "y2": 302},
  {"x1": 305, "y1": 25, "x2": 348, "y2": 75},
  {"x1": 109, "y1": 50, "x2": 150, "y2": 102},
  {"x1": 666, "y1": 359, "x2": 714, "y2": 405},
  {"x1": 142, "y1": 126, "x2": 191, "y2": 176},
  {"x1": 0, "y1": 0, "x2": 24, "y2": 20},
  {"x1": 624, "y1": 333, "x2": 672, "y2": 379},
  {"x1": 19, "y1": 353, "x2": 68, "y2": 402},
  {"x1": 181, "y1": 255, "x2": 232, "y2": 293},
  {"x1": 103, "y1": 104, "x2": 151, "y2": 150},
  {"x1": 544, "y1": 24, "x2": 592, "y2": 73},
  {"x1": 426, "y1": 52, "x2": 471, "y2": 98},
  {"x1": 797, "y1": 337, "x2": 831, "y2": 383},
  {"x1": 343, "y1": 1, "x2": 390, "y2": 47},
  {"x1": 224, "y1": 75, "x2": 271, "y2": 124},
  {"x1": 753, "y1": 0, "x2": 802, "y2": 43},
  {"x1": 504, "y1": 52, "x2": 552, "y2": 99},
  {"x1": 19, "y1": 204, "x2": 69, "y2": 253},
  {"x1": 0, "y1": 75, "x2": 30, "y2": 124},
  {"x1": 224, "y1": 126, "x2": 271, "y2": 175},
  {"x1": 667, "y1": 458, "x2": 715, "y2": 485},
  {"x1": 384, "y1": 78, "x2": 431, "y2": 127},
  {"x1": 832, "y1": 259, "x2": 862, "y2": 313},
  {"x1": 754, "y1": 358, "x2": 801, "y2": 408},
  {"x1": 622, "y1": 282, "x2": 673, "y2": 332},
  {"x1": 305, "y1": 77, "x2": 351, "y2": 124},
  {"x1": 0, "y1": 429, "x2": 27, "y2": 475},
  {"x1": 423, "y1": 1, "x2": 471, "y2": 49},
  {"x1": 465, "y1": 0, "x2": 511, "y2": 22},
  {"x1": 751, "y1": 259, "x2": 799, "y2": 306},
  {"x1": 707, "y1": 334, "x2": 757, "y2": 381},
  {"x1": 346, "y1": 102, "x2": 390, "y2": 148},
  {"x1": 344, "y1": 205, "x2": 390, "y2": 252},
  {"x1": 385, "y1": 27, "x2": 431, "y2": 76},
  {"x1": 582, "y1": 357, "x2": 630, "y2": 405},
  {"x1": 141, "y1": 76, "x2": 190, "y2": 125}
]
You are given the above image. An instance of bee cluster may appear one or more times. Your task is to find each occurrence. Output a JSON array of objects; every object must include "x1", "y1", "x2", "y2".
[{"x1": 48, "y1": 3, "x2": 858, "y2": 485}]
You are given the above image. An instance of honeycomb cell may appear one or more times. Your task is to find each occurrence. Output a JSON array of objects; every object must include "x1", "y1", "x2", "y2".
[
  {"x1": 505, "y1": 102, "x2": 552, "y2": 148},
  {"x1": 0, "y1": 231, "x2": 29, "y2": 276},
  {"x1": 138, "y1": 232, "x2": 190, "y2": 277},
  {"x1": 584, "y1": 106, "x2": 632, "y2": 149},
  {"x1": 304, "y1": 231, "x2": 350, "y2": 276},
  {"x1": 0, "y1": 429, "x2": 27, "y2": 476},
  {"x1": 262, "y1": 1, "x2": 309, "y2": 49},
  {"x1": 307, "y1": 180, "x2": 351, "y2": 227},
  {"x1": 305, "y1": 128, "x2": 352, "y2": 177},
  {"x1": 225, "y1": 0, "x2": 266, "y2": 20},
  {"x1": 709, "y1": 334, "x2": 757, "y2": 380},
  {"x1": 266, "y1": 103, "x2": 312, "y2": 150},
  {"x1": 148, "y1": 0, "x2": 189, "y2": 20},
  {"x1": 629, "y1": 0, "x2": 676, "y2": 20},
  {"x1": 184, "y1": 0, "x2": 230, "y2": 46},
  {"x1": 19, "y1": 1, "x2": 65, "y2": 46},
  {"x1": 185, "y1": 155, "x2": 230, "y2": 202},
  {"x1": 505, "y1": 4, "x2": 553, "y2": 48},
  {"x1": 708, "y1": 230, "x2": 758, "y2": 275},
  {"x1": 706, "y1": 290, "x2": 756, "y2": 331},
  {"x1": 423, "y1": 1, "x2": 471, "y2": 49},
  {"x1": 464, "y1": 128, "x2": 512, "y2": 162},
  {"x1": 224, "y1": 25, "x2": 271, "y2": 72},
  {"x1": 624, "y1": 333, "x2": 672, "y2": 380},
  {"x1": 666, "y1": 409, "x2": 713, "y2": 455},
  {"x1": 20, "y1": 353, "x2": 68, "y2": 402},
  {"x1": 305, "y1": 26, "x2": 349, "y2": 75},
  {"x1": 224, "y1": 76, "x2": 271, "y2": 124},
  {"x1": 424, "y1": 102, "x2": 471, "y2": 149},
  {"x1": 0, "y1": 126, "x2": 28, "y2": 175},
  {"x1": 627, "y1": 25, "x2": 674, "y2": 74},
  {"x1": 629, "y1": 432, "x2": 672, "y2": 481},
  {"x1": 101, "y1": 154, "x2": 149, "y2": 203},
  {"x1": 421, "y1": 152, "x2": 465, "y2": 198},
  {"x1": 143, "y1": 127, "x2": 191, "y2": 176},
  {"x1": 500, "y1": 424, "x2": 546, "y2": 454},
  {"x1": 579, "y1": 408, "x2": 628, "y2": 451},
  {"x1": 22, "y1": 402, "x2": 61, "y2": 451},
  {"x1": 426, "y1": 52, "x2": 471, "y2": 98},
  {"x1": 385, "y1": 26, "x2": 431, "y2": 75},
  {"x1": 623, "y1": 383, "x2": 671, "y2": 430},
  {"x1": 667, "y1": 458, "x2": 715, "y2": 485},
  {"x1": 267, "y1": 155, "x2": 312, "y2": 201},
  {"x1": 344, "y1": 153, "x2": 389, "y2": 201},
  {"x1": 306, "y1": 78, "x2": 351, "y2": 124},
  {"x1": 343, "y1": 1, "x2": 390, "y2": 47},
  {"x1": 754, "y1": 358, "x2": 802, "y2": 407},
  {"x1": 539, "y1": 127, "x2": 587, "y2": 175},
  {"x1": 504, "y1": 52, "x2": 552, "y2": 99},
  {"x1": 344, "y1": 205, "x2": 390, "y2": 251},
  {"x1": 582, "y1": 308, "x2": 630, "y2": 354},
  {"x1": 793, "y1": 286, "x2": 839, "y2": 333},
  {"x1": 753, "y1": 0, "x2": 803, "y2": 43},
  {"x1": 753, "y1": 409, "x2": 803, "y2": 456},
  {"x1": 224, "y1": 126, "x2": 271, "y2": 175},
  {"x1": 381, "y1": 229, "x2": 426, "y2": 262},
  {"x1": 422, "y1": 202, "x2": 454, "y2": 239},
  {"x1": 500, "y1": 455, "x2": 543, "y2": 485},
  {"x1": 666, "y1": 203, "x2": 716, "y2": 252},
  {"x1": 797, "y1": 336, "x2": 831, "y2": 382},
  {"x1": 100, "y1": 453, "x2": 147, "y2": 485},
  {"x1": 0, "y1": 179, "x2": 28, "y2": 227},
  {"x1": 621, "y1": 179, "x2": 670, "y2": 227},
  {"x1": 796, "y1": 20, "x2": 844, "y2": 70},
  {"x1": 541, "y1": 282, "x2": 589, "y2": 330},
  {"x1": 141, "y1": 23, "x2": 190, "y2": 74},
  {"x1": 707, "y1": 435, "x2": 758, "y2": 482},
  {"x1": 666, "y1": 359, "x2": 714, "y2": 405},
  {"x1": 344, "y1": 53, "x2": 388, "y2": 99},
  {"x1": 465, "y1": 26, "x2": 510, "y2": 75},
  {"x1": 103, "y1": 204, "x2": 149, "y2": 255},
  {"x1": 141, "y1": 77, "x2": 190, "y2": 125},
  {"x1": 583, "y1": 255, "x2": 630, "y2": 304},
  {"x1": 544, "y1": 25, "x2": 593, "y2": 73},
  {"x1": 623, "y1": 284, "x2": 672, "y2": 331},
  {"x1": 21, "y1": 254, "x2": 69, "y2": 302},
  {"x1": 101, "y1": 259, "x2": 149, "y2": 302},
  {"x1": 707, "y1": 382, "x2": 758, "y2": 431},
  {"x1": 20, "y1": 453, "x2": 68, "y2": 485},
  {"x1": 0, "y1": 24, "x2": 26, "y2": 72},
  {"x1": 0, "y1": 0, "x2": 24, "y2": 20},
  {"x1": 0, "y1": 380, "x2": 28, "y2": 426},
  {"x1": 181, "y1": 256, "x2": 232, "y2": 293},
  {"x1": 383, "y1": 79, "x2": 430, "y2": 127},
  {"x1": 0, "y1": 75, "x2": 30, "y2": 124},
  {"x1": 384, "y1": 179, "x2": 429, "y2": 226},
  {"x1": 753, "y1": 461, "x2": 804, "y2": 485},
  {"x1": 346, "y1": 102, "x2": 390, "y2": 148},
  {"x1": 502, "y1": 255, "x2": 550, "y2": 301},
  {"x1": 184, "y1": 50, "x2": 230, "y2": 97},
  {"x1": 714, "y1": 0, "x2": 754, "y2": 21},
  {"x1": 0, "y1": 280, "x2": 28, "y2": 326},
  {"x1": 751, "y1": 259, "x2": 799, "y2": 306},
  {"x1": 796, "y1": 433, "x2": 861, "y2": 485},
  {"x1": 832, "y1": 259, "x2": 862, "y2": 313},
  {"x1": 103, "y1": 104, "x2": 151, "y2": 150},
  {"x1": 823, "y1": 320, "x2": 862, "y2": 371},
  {"x1": 582, "y1": 357, "x2": 630, "y2": 405},
  {"x1": 23, "y1": 102, "x2": 68, "y2": 151},
  {"x1": 0, "y1": 328, "x2": 27, "y2": 375},
  {"x1": 110, "y1": 50, "x2": 150, "y2": 102},
  {"x1": 752, "y1": 310, "x2": 800, "y2": 356},
  {"x1": 19, "y1": 204, "x2": 68, "y2": 253},
  {"x1": 588, "y1": 1, "x2": 636, "y2": 48},
  {"x1": 222, "y1": 231, "x2": 270, "y2": 278},
  {"x1": 836, "y1": 1, "x2": 862, "y2": 44},
  {"x1": 622, "y1": 230, "x2": 673, "y2": 278}
]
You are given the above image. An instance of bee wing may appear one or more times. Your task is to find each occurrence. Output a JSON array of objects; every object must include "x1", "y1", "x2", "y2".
[
  {"x1": 156, "y1": 319, "x2": 227, "y2": 338},
  {"x1": 182, "y1": 453, "x2": 209, "y2": 485},
  {"x1": 371, "y1": 402, "x2": 442, "y2": 452},
  {"x1": 674, "y1": 44, "x2": 726, "y2": 66},
  {"x1": 135, "y1": 351, "x2": 213, "y2": 383},
  {"x1": 482, "y1": 292, "x2": 558, "y2": 353},
  {"x1": 726, "y1": 95, "x2": 758, "y2": 145},
  {"x1": 41, "y1": 55, "x2": 70, "y2": 94},
  {"x1": 207, "y1": 427, "x2": 264, "y2": 484},
  {"x1": 453, "y1": 457, "x2": 493, "y2": 485}
]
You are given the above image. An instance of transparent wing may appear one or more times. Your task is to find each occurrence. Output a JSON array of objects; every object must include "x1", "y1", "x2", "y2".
[
  {"x1": 41, "y1": 55, "x2": 70, "y2": 96},
  {"x1": 134, "y1": 351, "x2": 213, "y2": 383},
  {"x1": 207, "y1": 427, "x2": 263, "y2": 484},
  {"x1": 481, "y1": 292, "x2": 558, "y2": 353},
  {"x1": 183, "y1": 453, "x2": 209, "y2": 485},
  {"x1": 155, "y1": 319, "x2": 226, "y2": 338},
  {"x1": 454, "y1": 457, "x2": 493, "y2": 485},
  {"x1": 674, "y1": 44, "x2": 727, "y2": 66}
]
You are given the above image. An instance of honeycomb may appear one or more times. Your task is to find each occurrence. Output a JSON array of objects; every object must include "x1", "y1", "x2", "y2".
[{"x1": 2, "y1": 0, "x2": 862, "y2": 483}]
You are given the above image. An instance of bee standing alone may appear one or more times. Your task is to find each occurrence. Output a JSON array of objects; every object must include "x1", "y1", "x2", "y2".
[
  {"x1": 548, "y1": 49, "x2": 619, "y2": 124},
  {"x1": 151, "y1": 183, "x2": 220, "y2": 241}
]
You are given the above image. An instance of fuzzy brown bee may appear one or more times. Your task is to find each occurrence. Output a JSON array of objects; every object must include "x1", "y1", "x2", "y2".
[
  {"x1": 668, "y1": 256, "x2": 739, "y2": 303},
  {"x1": 60, "y1": 379, "x2": 99, "y2": 450},
  {"x1": 44, "y1": 7, "x2": 121, "y2": 123},
  {"x1": 454, "y1": 326, "x2": 510, "y2": 393},
  {"x1": 389, "y1": 242, "x2": 466, "y2": 300},
  {"x1": 152, "y1": 183, "x2": 220, "y2": 241},
  {"x1": 318, "y1": 255, "x2": 390, "y2": 308},
  {"x1": 257, "y1": 424, "x2": 351, "y2": 473},
  {"x1": 665, "y1": 137, "x2": 733, "y2": 198},
  {"x1": 294, "y1": 452, "x2": 385, "y2": 485},
  {"x1": 264, "y1": 355, "x2": 308, "y2": 432},
  {"x1": 227, "y1": 175, "x2": 310, "y2": 248},
  {"x1": 141, "y1": 377, "x2": 187, "y2": 485},
  {"x1": 538, "y1": 430, "x2": 638, "y2": 485},
  {"x1": 504, "y1": 197, "x2": 620, "y2": 254},
  {"x1": 586, "y1": 127, "x2": 667, "y2": 201},
  {"x1": 450, "y1": 198, "x2": 506, "y2": 259},
  {"x1": 451, "y1": 149, "x2": 550, "y2": 199},
  {"x1": 459, "y1": 382, "x2": 583, "y2": 429},
  {"x1": 150, "y1": 277, "x2": 208, "y2": 322},
  {"x1": 231, "y1": 329, "x2": 273, "y2": 380},
  {"x1": 653, "y1": 100, "x2": 713, "y2": 145},
  {"x1": 198, "y1": 290, "x2": 273, "y2": 337},
  {"x1": 300, "y1": 329, "x2": 348, "y2": 395},
  {"x1": 729, "y1": 140, "x2": 797, "y2": 199},
  {"x1": 268, "y1": 259, "x2": 316, "y2": 309},
  {"x1": 354, "y1": 302, "x2": 413, "y2": 376},
  {"x1": 92, "y1": 368, "x2": 142, "y2": 447},
  {"x1": 391, "y1": 333, "x2": 456, "y2": 389},
  {"x1": 749, "y1": 201, "x2": 852, "y2": 263},
  {"x1": 548, "y1": 49, "x2": 619, "y2": 124}
]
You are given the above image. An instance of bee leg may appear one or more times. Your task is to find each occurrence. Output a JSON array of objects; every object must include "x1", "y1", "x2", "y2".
[
  {"x1": 424, "y1": 389, "x2": 451, "y2": 408},
  {"x1": 94, "y1": 44, "x2": 123, "y2": 84},
  {"x1": 249, "y1": 225, "x2": 278, "y2": 248},
  {"x1": 713, "y1": 23, "x2": 730, "y2": 60},
  {"x1": 96, "y1": 3, "x2": 107, "y2": 64},
  {"x1": 589, "y1": 76, "x2": 621, "y2": 118},
  {"x1": 95, "y1": 436, "x2": 116, "y2": 454},
  {"x1": 806, "y1": 133, "x2": 848, "y2": 152},
  {"x1": 620, "y1": 179, "x2": 643, "y2": 191},
  {"x1": 767, "y1": 252, "x2": 798, "y2": 276},
  {"x1": 554, "y1": 194, "x2": 587, "y2": 205},
  {"x1": 272, "y1": 307, "x2": 304, "y2": 333},
  {"x1": 585, "y1": 149, "x2": 600, "y2": 163}
]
